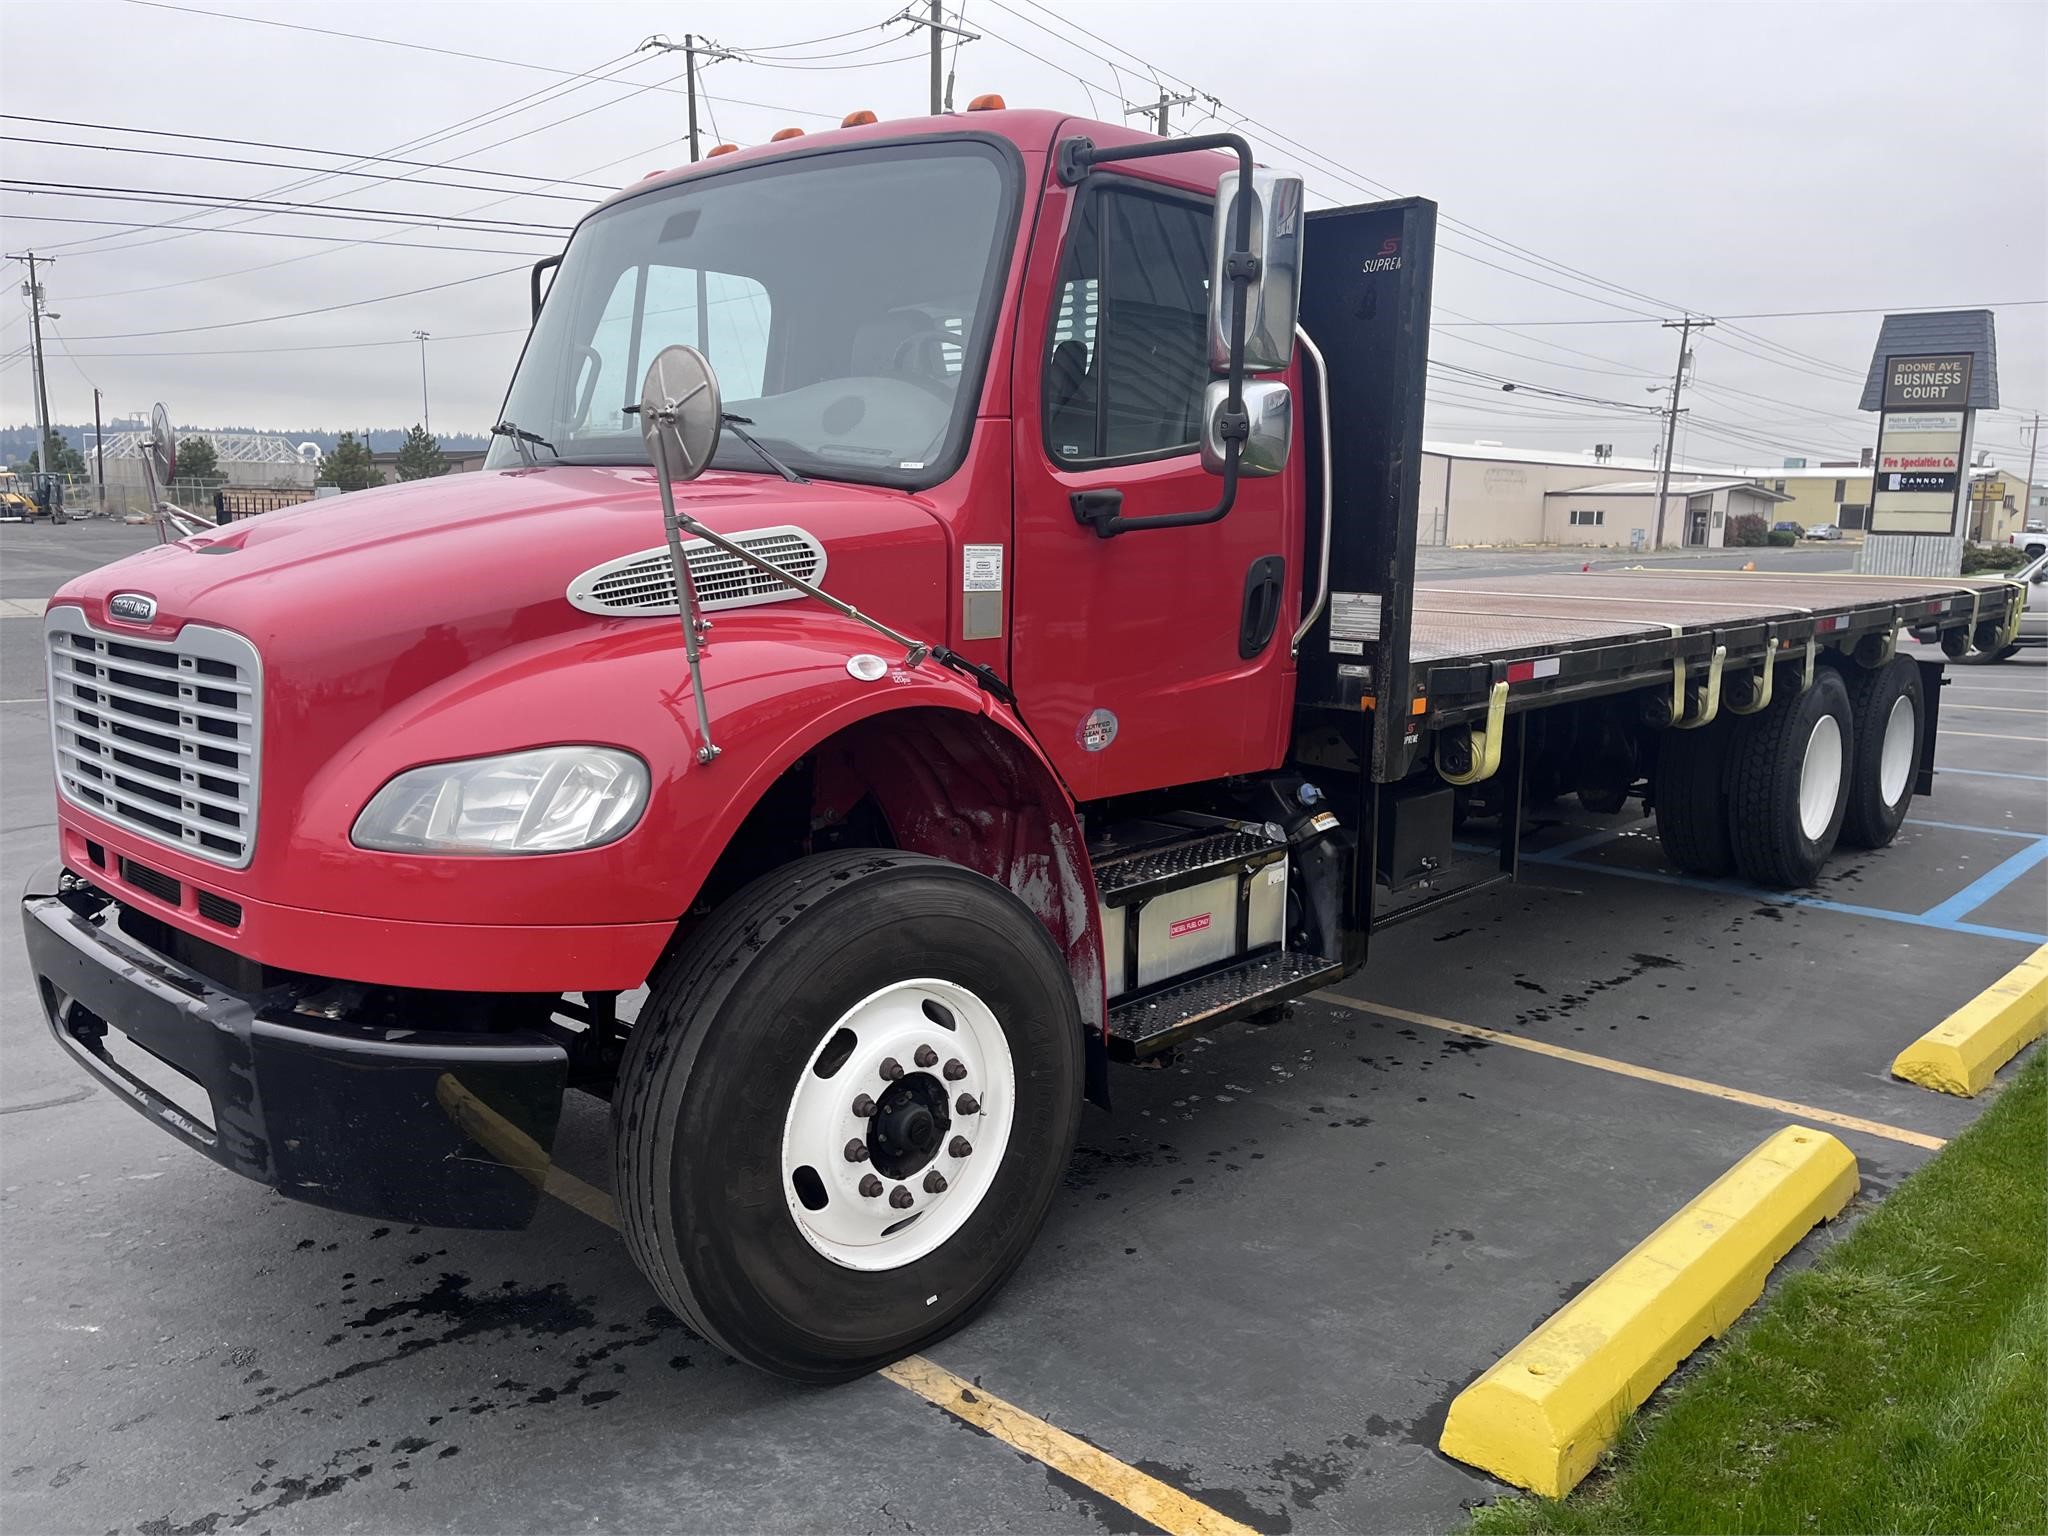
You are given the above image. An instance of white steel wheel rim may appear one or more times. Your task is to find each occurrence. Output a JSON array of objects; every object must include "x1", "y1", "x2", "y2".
[
  {"x1": 780, "y1": 978, "x2": 1016, "y2": 1272},
  {"x1": 1798, "y1": 713, "x2": 1845, "y2": 842},
  {"x1": 1877, "y1": 693, "x2": 1916, "y2": 807}
]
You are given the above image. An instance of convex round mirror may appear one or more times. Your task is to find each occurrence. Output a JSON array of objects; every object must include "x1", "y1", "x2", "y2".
[
  {"x1": 639, "y1": 345, "x2": 722, "y2": 482},
  {"x1": 148, "y1": 401, "x2": 177, "y2": 484}
]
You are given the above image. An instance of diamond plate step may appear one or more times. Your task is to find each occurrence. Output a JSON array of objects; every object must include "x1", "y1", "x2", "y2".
[
  {"x1": 1107, "y1": 948, "x2": 1343, "y2": 1058},
  {"x1": 1091, "y1": 823, "x2": 1285, "y2": 905}
]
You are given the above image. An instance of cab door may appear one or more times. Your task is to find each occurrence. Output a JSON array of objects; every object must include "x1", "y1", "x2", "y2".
[{"x1": 1009, "y1": 166, "x2": 1299, "y2": 802}]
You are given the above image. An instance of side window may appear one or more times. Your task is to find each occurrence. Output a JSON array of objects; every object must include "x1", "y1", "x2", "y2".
[
  {"x1": 584, "y1": 264, "x2": 772, "y2": 433},
  {"x1": 1043, "y1": 184, "x2": 1213, "y2": 465}
]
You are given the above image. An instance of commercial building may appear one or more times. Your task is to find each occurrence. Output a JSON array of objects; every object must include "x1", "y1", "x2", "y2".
[
  {"x1": 1542, "y1": 478, "x2": 1791, "y2": 549},
  {"x1": 1750, "y1": 466, "x2": 1872, "y2": 534},
  {"x1": 1417, "y1": 442, "x2": 1745, "y2": 548}
]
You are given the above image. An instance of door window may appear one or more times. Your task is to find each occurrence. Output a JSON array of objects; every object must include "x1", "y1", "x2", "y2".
[{"x1": 1043, "y1": 185, "x2": 1213, "y2": 465}]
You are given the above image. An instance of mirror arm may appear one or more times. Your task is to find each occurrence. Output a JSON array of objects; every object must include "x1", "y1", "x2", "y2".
[
  {"x1": 1057, "y1": 133, "x2": 1259, "y2": 538},
  {"x1": 530, "y1": 254, "x2": 563, "y2": 322}
]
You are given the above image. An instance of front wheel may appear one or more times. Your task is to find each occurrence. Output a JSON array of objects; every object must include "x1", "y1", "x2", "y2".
[{"x1": 613, "y1": 850, "x2": 1083, "y2": 1382}]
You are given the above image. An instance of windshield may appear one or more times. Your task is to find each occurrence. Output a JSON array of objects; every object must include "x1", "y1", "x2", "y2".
[{"x1": 490, "y1": 140, "x2": 1015, "y2": 485}]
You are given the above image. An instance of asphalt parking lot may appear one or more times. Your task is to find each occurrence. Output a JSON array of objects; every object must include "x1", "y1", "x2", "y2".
[{"x1": 3, "y1": 523, "x2": 2041, "y2": 1535}]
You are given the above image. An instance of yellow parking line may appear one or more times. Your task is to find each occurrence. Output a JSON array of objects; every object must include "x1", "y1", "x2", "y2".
[
  {"x1": 882, "y1": 1356, "x2": 1259, "y2": 1536},
  {"x1": 1345, "y1": 999, "x2": 1946, "y2": 1150},
  {"x1": 447, "y1": 1073, "x2": 1256, "y2": 1536}
]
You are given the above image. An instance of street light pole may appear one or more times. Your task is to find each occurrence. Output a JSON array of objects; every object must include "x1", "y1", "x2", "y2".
[{"x1": 413, "y1": 330, "x2": 431, "y2": 436}]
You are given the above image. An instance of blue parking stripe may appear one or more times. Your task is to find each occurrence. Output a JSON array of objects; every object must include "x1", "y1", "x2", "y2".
[
  {"x1": 1918, "y1": 836, "x2": 2048, "y2": 926},
  {"x1": 1904, "y1": 817, "x2": 2047, "y2": 840},
  {"x1": 1936, "y1": 767, "x2": 2048, "y2": 782}
]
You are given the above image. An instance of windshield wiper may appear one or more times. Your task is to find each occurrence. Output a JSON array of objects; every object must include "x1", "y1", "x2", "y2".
[
  {"x1": 720, "y1": 414, "x2": 809, "y2": 484},
  {"x1": 490, "y1": 420, "x2": 560, "y2": 467}
]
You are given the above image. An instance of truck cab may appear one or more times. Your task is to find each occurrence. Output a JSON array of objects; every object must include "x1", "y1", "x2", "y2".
[{"x1": 21, "y1": 106, "x2": 2020, "y2": 1382}]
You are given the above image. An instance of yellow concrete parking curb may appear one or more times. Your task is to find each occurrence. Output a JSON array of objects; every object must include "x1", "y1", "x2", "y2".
[
  {"x1": 1891, "y1": 945, "x2": 2048, "y2": 1097},
  {"x1": 1438, "y1": 1125, "x2": 1859, "y2": 1498}
]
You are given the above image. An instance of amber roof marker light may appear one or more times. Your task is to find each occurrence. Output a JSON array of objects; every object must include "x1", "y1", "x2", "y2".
[
  {"x1": 967, "y1": 94, "x2": 1005, "y2": 112},
  {"x1": 770, "y1": 127, "x2": 806, "y2": 142},
  {"x1": 841, "y1": 110, "x2": 878, "y2": 127},
  {"x1": 706, "y1": 142, "x2": 740, "y2": 157}
]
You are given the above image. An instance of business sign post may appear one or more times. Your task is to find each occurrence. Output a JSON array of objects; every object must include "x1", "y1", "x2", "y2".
[{"x1": 1857, "y1": 317, "x2": 1998, "y2": 576}]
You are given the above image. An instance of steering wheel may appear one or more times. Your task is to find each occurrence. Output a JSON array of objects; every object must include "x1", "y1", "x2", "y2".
[{"x1": 887, "y1": 333, "x2": 955, "y2": 402}]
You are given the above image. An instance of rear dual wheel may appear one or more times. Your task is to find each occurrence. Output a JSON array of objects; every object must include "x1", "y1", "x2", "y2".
[
  {"x1": 613, "y1": 851, "x2": 1082, "y2": 1382},
  {"x1": 1837, "y1": 657, "x2": 1924, "y2": 849},
  {"x1": 1726, "y1": 666, "x2": 1853, "y2": 887}
]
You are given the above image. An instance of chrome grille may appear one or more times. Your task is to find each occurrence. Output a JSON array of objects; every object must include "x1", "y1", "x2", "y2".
[
  {"x1": 567, "y1": 526, "x2": 827, "y2": 617},
  {"x1": 46, "y1": 607, "x2": 262, "y2": 868}
]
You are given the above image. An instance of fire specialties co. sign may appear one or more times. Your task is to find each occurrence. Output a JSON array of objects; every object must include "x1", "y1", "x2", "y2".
[{"x1": 1870, "y1": 358, "x2": 1972, "y2": 536}]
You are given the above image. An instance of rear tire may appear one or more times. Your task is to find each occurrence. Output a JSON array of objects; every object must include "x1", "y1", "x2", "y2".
[
  {"x1": 613, "y1": 850, "x2": 1082, "y2": 1382},
  {"x1": 1654, "y1": 720, "x2": 1734, "y2": 876},
  {"x1": 1839, "y1": 657, "x2": 1924, "y2": 849},
  {"x1": 1726, "y1": 667, "x2": 1853, "y2": 887}
]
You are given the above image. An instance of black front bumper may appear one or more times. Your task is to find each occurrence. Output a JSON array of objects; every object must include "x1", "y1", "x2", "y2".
[{"x1": 21, "y1": 862, "x2": 569, "y2": 1229}]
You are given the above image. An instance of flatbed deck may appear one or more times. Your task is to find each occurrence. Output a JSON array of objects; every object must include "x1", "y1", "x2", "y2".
[{"x1": 1405, "y1": 568, "x2": 2025, "y2": 723}]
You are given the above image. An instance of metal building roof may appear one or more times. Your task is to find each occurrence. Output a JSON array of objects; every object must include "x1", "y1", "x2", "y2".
[{"x1": 1858, "y1": 310, "x2": 2000, "y2": 412}]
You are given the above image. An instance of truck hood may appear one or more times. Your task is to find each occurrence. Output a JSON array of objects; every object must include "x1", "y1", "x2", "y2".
[
  {"x1": 56, "y1": 465, "x2": 942, "y2": 643},
  {"x1": 49, "y1": 467, "x2": 952, "y2": 884}
]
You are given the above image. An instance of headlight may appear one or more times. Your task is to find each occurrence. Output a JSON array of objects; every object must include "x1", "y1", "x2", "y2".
[{"x1": 352, "y1": 747, "x2": 649, "y2": 854}]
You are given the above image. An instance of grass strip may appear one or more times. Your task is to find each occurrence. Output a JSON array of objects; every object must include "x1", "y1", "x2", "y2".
[{"x1": 1470, "y1": 1053, "x2": 2045, "y2": 1535}]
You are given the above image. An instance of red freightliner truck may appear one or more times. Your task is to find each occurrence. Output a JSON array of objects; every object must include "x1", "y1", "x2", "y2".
[{"x1": 23, "y1": 106, "x2": 2027, "y2": 1381}]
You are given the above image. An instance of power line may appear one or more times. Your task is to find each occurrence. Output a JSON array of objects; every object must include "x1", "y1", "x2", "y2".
[
  {"x1": 55, "y1": 266, "x2": 527, "y2": 342},
  {"x1": 2, "y1": 135, "x2": 600, "y2": 204},
  {"x1": 2, "y1": 116, "x2": 618, "y2": 192},
  {"x1": 0, "y1": 213, "x2": 560, "y2": 258},
  {"x1": 3, "y1": 180, "x2": 568, "y2": 235},
  {"x1": 48, "y1": 327, "x2": 527, "y2": 360}
]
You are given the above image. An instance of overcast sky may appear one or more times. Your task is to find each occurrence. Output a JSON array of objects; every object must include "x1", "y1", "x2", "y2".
[{"x1": 2, "y1": 0, "x2": 2042, "y2": 469}]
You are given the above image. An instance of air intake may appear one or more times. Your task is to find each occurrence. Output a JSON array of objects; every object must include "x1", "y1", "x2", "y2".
[{"x1": 566, "y1": 526, "x2": 827, "y2": 617}]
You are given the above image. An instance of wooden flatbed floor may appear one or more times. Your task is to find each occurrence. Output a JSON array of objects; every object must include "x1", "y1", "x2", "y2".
[{"x1": 1410, "y1": 568, "x2": 2021, "y2": 666}]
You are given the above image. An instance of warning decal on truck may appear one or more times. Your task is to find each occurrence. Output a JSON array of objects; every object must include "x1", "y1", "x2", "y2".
[{"x1": 1330, "y1": 591, "x2": 1382, "y2": 642}]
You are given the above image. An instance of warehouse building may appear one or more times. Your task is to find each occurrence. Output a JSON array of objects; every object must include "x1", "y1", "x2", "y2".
[
  {"x1": 1541, "y1": 477, "x2": 1791, "y2": 549},
  {"x1": 1417, "y1": 442, "x2": 1735, "y2": 548}
]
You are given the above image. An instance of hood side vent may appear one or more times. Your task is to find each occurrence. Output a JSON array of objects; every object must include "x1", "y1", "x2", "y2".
[{"x1": 567, "y1": 526, "x2": 827, "y2": 617}]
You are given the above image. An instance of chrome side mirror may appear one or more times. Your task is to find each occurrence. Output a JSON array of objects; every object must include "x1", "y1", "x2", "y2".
[
  {"x1": 1202, "y1": 379, "x2": 1291, "y2": 477},
  {"x1": 1207, "y1": 169, "x2": 1305, "y2": 374},
  {"x1": 638, "y1": 345, "x2": 722, "y2": 480}
]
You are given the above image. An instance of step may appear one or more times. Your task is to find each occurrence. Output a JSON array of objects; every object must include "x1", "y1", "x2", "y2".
[
  {"x1": 1090, "y1": 819, "x2": 1287, "y2": 906},
  {"x1": 1107, "y1": 948, "x2": 1344, "y2": 1059}
]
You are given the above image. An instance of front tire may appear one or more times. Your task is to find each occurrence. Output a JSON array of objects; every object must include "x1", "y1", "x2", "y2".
[
  {"x1": 613, "y1": 850, "x2": 1082, "y2": 1382},
  {"x1": 1839, "y1": 656, "x2": 1923, "y2": 849},
  {"x1": 1726, "y1": 667, "x2": 1853, "y2": 887}
]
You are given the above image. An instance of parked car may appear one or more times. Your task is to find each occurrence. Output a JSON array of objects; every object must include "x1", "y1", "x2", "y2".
[
  {"x1": 1805, "y1": 523, "x2": 1843, "y2": 541},
  {"x1": 1772, "y1": 520, "x2": 1803, "y2": 534},
  {"x1": 2012, "y1": 523, "x2": 2048, "y2": 560}
]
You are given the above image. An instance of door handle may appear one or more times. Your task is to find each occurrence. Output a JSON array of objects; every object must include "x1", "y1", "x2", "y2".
[{"x1": 1240, "y1": 554, "x2": 1286, "y2": 658}]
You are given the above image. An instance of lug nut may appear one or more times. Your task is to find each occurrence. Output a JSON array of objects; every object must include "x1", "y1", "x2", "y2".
[
  {"x1": 843, "y1": 1139, "x2": 868, "y2": 1163},
  {"x1": 879, "y1": 1057, "x2": 904, "y2": 1081},
  {"x1": 859, "y1": 1174, "x2": 883, "y2": 1198},
  {"x1": 955, "y1": 1093, "x2": 980, "y2": 1116},
  {"x1": 851, "y1": 1094, "x2": 877, "y2": 1117},
  {"x1": 923, "y1": 1170, "x2": 948, "y2": 1194},
  {"x1": 914, "y1": 1044, "x2": 938, "y2": 1069},
  {"x1": 942, "y1": 1058, "x2": 967, "y2": 1081},
  {"x1": 888, "y1": 1184, "x2": 914, "y2": 1209},
  {"x1": 949, "y1": 1136, "x2": 973, "y2": 1158}
]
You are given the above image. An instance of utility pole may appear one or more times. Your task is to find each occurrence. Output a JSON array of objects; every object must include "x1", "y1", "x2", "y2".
[
  {"x1": 889, "y1": 4, "x2": 978, "y2": 113},
  {"x1": 2022, "y1": 413, "x2": 2041, "y2": 540},
  {"x1": 1652, "y1": 316, "x2": 1711, "y2": 550},
  {"x1": 640, "y1": 34, "x2": 740, "y2": 161},
  {"x1": 413, "y1": 330, "x2": 431, "y2": 435},
  {"x1": 7, "y1": 251, "x2": 55, "y2": 481},
  {"x1": 92, "y1": 387, "x2": 106, "y2": 515},
  {"x1": 1125, "y1": 89, "x2": 1198, "y2": 137}
]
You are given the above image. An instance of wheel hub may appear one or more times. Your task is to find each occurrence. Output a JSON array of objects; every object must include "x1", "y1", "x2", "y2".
[
  {"x1": 869, "y1": 1075, "x2": 951, "y2": 1179},
  {"x1": 780, "y1": 978, "x2": 1016, "y2": 1272}
]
